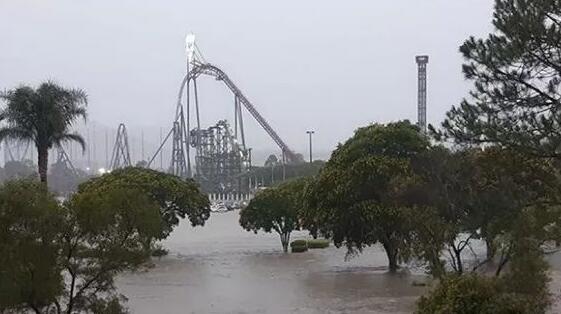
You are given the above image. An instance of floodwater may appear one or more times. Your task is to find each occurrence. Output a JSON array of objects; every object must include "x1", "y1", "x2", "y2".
[
  {"x1": 117, "y1": 210, "x2": 561, "y2": 313},
  {"x1": 116, "y1": 211, "x2": 427, "y2": 314}
]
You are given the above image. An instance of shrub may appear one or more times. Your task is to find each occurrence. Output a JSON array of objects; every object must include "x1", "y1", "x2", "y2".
[
  {"x1": 290, "y1": 240, "x2": 308, "y2": 247},
  {"x1": 416, "y1": 274, "x2": 547, "y2": 314},
  {"x1": 291, "y1": 245, "x2": 308, "y2": 253},
  {"x1": 290, "y1": 240, "x2": 308, "y2": 253},
  {"x1": 151, "y1": 245, "x2": 169, "y2": 258},
  {"x1": 307, "y1": 239, "x2": 329, "y2": 249}
]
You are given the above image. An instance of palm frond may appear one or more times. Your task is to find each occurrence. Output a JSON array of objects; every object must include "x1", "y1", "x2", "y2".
[
  {"x1": 54, "y1": 132, "x2": 86, "y2": 152},
  {"x1": 0, "y1": 127, "x2": 34, "y2": 143},
  {"x1": 2, "y1": 81, "x2": 89, "y2": 157}
]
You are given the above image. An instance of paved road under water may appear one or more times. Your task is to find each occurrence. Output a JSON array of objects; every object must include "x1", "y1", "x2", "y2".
[{"x1": 117, "y1": 210, "x2": 561, "y2": 313}]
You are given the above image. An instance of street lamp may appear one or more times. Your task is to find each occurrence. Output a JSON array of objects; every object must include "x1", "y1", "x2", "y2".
[{"x1": 306, "y1": 130, "x2": 315, "y2": 163}]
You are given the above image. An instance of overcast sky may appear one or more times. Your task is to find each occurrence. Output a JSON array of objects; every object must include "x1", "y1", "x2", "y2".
[{"x1": 0, "y1": 0, "x2": 495, "y2": 163}]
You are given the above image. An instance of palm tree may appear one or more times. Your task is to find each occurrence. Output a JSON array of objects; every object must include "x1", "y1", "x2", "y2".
[{"x1": 0, "y1": 81, "x2": 87, "y2": 183}]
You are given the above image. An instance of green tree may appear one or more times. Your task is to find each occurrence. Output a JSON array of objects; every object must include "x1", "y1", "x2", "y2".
[
  {"x1": 0, "y1": 169, "x2": 207, "y2": 313},
  {"x1": 0, "y1": 82, "x2": 87, "y2": 183},
  {"x1": 78, "y1": 167, "x2": 210, "y2": 239},
  {"x1": 411, "y1": 146, "x2": 560, "y2": 275},
  {"x1": 2, "y1": 159, "x2": 37, "y2": 180},
  {"x1": 306, "y1": 121, "x2": 429, "y2": 272},
  {"x1": 437, "y1": 0, "x2": 561, "y2": 157},
  {"x1": 409, "y1": 147, "x2": 476, "y2": 275},
  {"x1": 57, "y1": 186, "x2": 162, "y2": 313},
  {"x1": 0, "y1": 180, "x2": 63, "y2": 313},
  {"x1": 467, "y1": 147, "x2": 558, "y2": 263},
  {"x1": 240, "y1": 179, "x2": 307, "y2": 252},
  {"x1": 49, "y1": 160, "x2": 89, "y2": 196}
]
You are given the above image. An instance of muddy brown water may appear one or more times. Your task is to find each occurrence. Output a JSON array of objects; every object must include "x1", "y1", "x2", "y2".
[{"x1": 117, "y1": 210, "x2": 561, "y2": 313}]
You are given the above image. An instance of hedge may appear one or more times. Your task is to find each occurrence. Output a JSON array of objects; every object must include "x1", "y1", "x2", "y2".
[{"x1": 307, "y1": 239, "x2": 330, "y2": 249}]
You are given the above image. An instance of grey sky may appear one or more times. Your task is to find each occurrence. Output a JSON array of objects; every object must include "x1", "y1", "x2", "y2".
[{"x1": 1, "y1": 0, "x2": 494, "y2": 163}]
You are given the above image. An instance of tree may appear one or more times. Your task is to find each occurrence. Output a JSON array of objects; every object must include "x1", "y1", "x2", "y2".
[
  {"x1": 0, "y1": 180, "x2": 63, "y2": 313},
  {"x1": 467, "y1": 147, "x2": 558, "y2": 263},
  {"x1": 77, "y1": 167, "x2": 210, "y2": 239},
  {"x1": 239, "y1": 179, "x2": 307, "y2": 252},
  {"x1": 245, "y1": 160, "x2": 325, "y2": 188},
  {"x1": 410, "y1": 146, "x2": 560, "y2": 275},
  {"x1": 436, "y1": 0, "x2": 561, "y2": 157},
  {"x1": 57, "y1": 186, "x2": 162, "y2": 313},
  {"x1": 135, "y1": 160, "x2": 148, "y2": 168},
  {"x1": 306, "y1": 121, "x2": 430, "y2": 272},
  {"x1": 264, "y1": 154, "x2": 279, "y2": 167},
  {"x1": 49, "y1": 160, "x2": 89, "y2": 196},
  {"x1": 2, "y1": 159, "x2": 37, "y2": 181},
  {"x1": 0, "y1": 169, "x2": 208, "y2": 312},
  {"x1": 409, "y1": 147, "x2": 476, "y2": 275},
  {"x1": 0, "y1": 82, "x2": 87, "y2": 183}
]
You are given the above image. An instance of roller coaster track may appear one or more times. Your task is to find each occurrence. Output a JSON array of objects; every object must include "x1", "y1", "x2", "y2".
[{"x1": 179, "y1": 61, "x2": 300, "y2": 163}]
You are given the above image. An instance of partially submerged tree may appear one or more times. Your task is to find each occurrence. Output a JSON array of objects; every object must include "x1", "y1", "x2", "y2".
[
  {"x1": 409, "y1": 147, "x2": 476, "y2": 275},
  {"x1": 411, "y1": 146, "x2": 561, "y2": 276},
  {"x1": 306, "y1": 121, "x2": 429, "y2": 272},
  {"x1": 467, "y1": 147, "x2": 558, "y2": 261},
  {"x1": 0, "y1": 82, "x2": 87, "y2": 183},
  {"x1": 240, "y1": 179, "x2": 307, "y2": 252}
]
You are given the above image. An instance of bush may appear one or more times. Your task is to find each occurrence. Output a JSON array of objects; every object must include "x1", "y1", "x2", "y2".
[
  {"x1": 151, "y1": 245, "x2": 169, "y2": 258},
  {"x1": 290, "y1": 240, "x2": 308, "y2": 253},
  {"x1": 291, "y1": 245, "x2": 308, "y2": 253},
  {"x1": 416, "y1": 274, "x2": 547, "y2": 314},
  {"x1": 307, "y1": 239, "x2": 330, "y2": 249},
  {"x1": 290, "y1": 240, "x2": 307, "y2": 247}
]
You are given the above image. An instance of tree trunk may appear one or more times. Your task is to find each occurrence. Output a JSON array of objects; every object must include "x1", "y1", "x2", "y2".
[
  {"x1": 454, "y1": 247, "x2": 464, "y2": 274},
  {"x1": 485, "y1": 237, "x2": 496, "y2": 261},
  {"x1": 280, "y1": 232, "x2": 290, "y2": 253},
  {"x1": 38, "y1": 147, "x2": 49, "y2": 184},
  {"x1": 382, "y1": 242, "x2": 399, "y2": 273}
]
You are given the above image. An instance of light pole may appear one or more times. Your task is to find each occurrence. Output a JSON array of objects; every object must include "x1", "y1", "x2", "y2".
[{"x1": 306, "y1": 130, "x2": 315, "y2": 163}]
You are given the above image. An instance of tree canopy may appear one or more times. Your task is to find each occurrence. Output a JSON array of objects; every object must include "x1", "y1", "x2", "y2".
[
  {"x1": 306, "y1": 121, "x2": 429, "y2": 271},
  {"x1": 437, "y1": 0, "x2": 561, "y2": 157},
  {"x1": 0, "y1": 180, "x2": 62, "y2": 312},
  {"x1": 78, "y1": 167, "x2": 211, "y2": 239},
  {"x1": 0, "y1": 168, "x2": 210, "y2": 313},
  {"x1": 240, "y1": 178, "x2": 308, "y2": 252}
]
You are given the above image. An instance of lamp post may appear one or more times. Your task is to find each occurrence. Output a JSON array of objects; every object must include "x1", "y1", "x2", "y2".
[{"x1": 306, "y1": 130, "x2": 315, "y2": 163}]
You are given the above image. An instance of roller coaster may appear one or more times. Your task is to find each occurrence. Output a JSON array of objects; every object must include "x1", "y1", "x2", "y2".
[
  {"x1": 145, "y1": 34, "x2": 302, "y2": 194},
  {"x1": 0, "y1": 35, "x2": 300, "y2": 196}
]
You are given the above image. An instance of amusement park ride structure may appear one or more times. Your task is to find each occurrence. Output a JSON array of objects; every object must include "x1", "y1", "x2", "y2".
[
  {"x1": 0, "y1": 35, "x2": 300, "y2": 196},
  {"x1": 147, "y1": 34, "x2": 301, "y2": 194},
  {"x1": 109, "y1": 123, "x2": 132, "y2": 170}
]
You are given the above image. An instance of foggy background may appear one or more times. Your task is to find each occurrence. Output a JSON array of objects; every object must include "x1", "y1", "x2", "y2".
[{"x1": 0, "y1": 0, "x2": 494, "y2": 168}]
